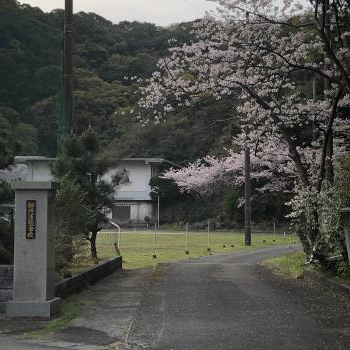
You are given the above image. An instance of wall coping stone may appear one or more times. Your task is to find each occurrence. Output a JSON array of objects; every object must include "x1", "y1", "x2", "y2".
[{"x1": 11, "y1": 181, "x2": 59, "y2": 190}]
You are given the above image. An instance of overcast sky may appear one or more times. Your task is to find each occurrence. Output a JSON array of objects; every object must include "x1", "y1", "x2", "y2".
[{"x1": 22, "y1": 0, "x2": 218, "y2": 26}]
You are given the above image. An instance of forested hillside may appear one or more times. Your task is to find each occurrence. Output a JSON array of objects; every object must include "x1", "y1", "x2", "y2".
[{"x1": 0, "y1": 0, "x2": 238, "y2": 164}]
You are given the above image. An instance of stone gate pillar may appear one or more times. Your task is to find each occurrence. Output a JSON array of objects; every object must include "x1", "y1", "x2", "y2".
[{"x1": 6, "y1": 181, "x2": 61, "y2": 318}]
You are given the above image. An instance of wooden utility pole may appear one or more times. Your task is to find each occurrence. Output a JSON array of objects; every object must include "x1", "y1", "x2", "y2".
[
  {"x1": 244, "y1": 147, "x2": 251, "y2": 246},
  {"x1": 244, "y1": 11, "x2": 252, "y2": 247},
  {"x1": 63, "y1": 0, "x2": 73, "y2": 139}
]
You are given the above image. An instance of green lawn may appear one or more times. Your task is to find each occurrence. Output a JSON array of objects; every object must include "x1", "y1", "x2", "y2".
[
  {"x1": 262, "y1": 251, "x2": 306, "y2": 278},
  {"x1": 24, "y1": 295, "x2": 86, "y2": 338},
  {"x1": 93, "y1": 230, "x2": 299, "y2": 269}
]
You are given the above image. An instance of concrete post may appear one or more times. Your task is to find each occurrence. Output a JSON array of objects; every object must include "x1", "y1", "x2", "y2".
[
  {"x1": 342, "y1": 208, "x2": 350, "y2": 265},
  {"x1": 6, "y1": 181, "x2": 61, "y2": 318}
]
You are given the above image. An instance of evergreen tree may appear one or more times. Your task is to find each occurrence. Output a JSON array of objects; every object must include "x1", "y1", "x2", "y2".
[{"x1": 53, "y1": 131, "x2": 116, "y2": 261}]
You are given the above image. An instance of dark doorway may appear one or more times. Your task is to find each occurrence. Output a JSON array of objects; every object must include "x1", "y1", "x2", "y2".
[{"x1": 113, "y1": 205, "x2": 131, "y2": 224}]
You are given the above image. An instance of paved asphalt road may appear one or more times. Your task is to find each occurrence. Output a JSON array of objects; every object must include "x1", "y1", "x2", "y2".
[
  {"x1": 1, "y1": 245, "x2": 350, "y2": 350},
  {"x1": 0, "y1": 340, "x2": 64, "y2": 350},
  {"x1": 125, "y1": 245, "x2": 350, "y2": 350}
]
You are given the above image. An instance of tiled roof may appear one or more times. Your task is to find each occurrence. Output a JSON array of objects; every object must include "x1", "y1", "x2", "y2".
[
  {"x1": 0, "y1": 164, "x2": 28, "y2": 182},
  {"x1": 121, "y1": 158, "x2": 180, "y2": 168}
]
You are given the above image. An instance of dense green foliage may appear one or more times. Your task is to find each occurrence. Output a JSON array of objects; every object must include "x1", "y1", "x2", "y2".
[
  {"x1": 0, "y1": 181, "x2": 13, "y2": 263},
  {"x1": 0, "y1": 0, "x2": 236, "y2": 162},
  {"x1": 0, "y1": 0, "x2": 289, "y2": 233},
  {"x1": 315, "y1": 156, "x2": 350, "y2": 275}
]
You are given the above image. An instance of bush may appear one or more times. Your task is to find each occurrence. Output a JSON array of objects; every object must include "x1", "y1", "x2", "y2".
[
  {"x1": 0, "y1": 242, "x2": 11, "y2": 264},
  {"x1": 0, "y1": 181, "x2": 14, "y2": 264},
  {"x1": 288, "y1": 155, "x2": 350, "y2": 275}
]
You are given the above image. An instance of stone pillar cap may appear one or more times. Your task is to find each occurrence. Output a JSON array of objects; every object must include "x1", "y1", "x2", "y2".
[
  {"x1": 14, "y1": 156, "x2": 57, "y2": 164},
  {"x1": 341, "y1": 208, "x2": 350, "y2": 213},
  {"x1": 11, "y1": 181, "x2": 60, "y2": 190}
]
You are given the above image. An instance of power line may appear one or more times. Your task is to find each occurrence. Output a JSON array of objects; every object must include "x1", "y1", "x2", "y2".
[{"x1": 193, "y1": 118, "x2": 234, "y2": 132}]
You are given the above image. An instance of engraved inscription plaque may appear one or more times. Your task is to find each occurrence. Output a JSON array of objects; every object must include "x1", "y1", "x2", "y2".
[{"x1": 26, "y1": 200, "x2": 36, "y2": 239}]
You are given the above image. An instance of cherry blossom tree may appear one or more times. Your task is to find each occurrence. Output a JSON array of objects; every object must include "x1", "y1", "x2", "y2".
[
  {"x1": 163, "y1": 135, "x2": 295, "y2": 195},
  {"x1": 138, "y1": 0, "x2": 350, "y2": 262}
]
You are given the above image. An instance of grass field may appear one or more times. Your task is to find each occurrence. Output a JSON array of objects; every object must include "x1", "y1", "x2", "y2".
[
  {"x1": 91, "y1": 230, "x2": 299, "y2": 269},
  {"x1": 262, "y1": 251, "x2": 306, "y2": 278}
]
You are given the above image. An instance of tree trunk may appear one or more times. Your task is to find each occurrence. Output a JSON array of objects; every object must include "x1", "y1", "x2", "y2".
[
  {"x1": 90, "y1": 226, "x2": 98, "y2": 262},
  {"x1": 325, "y1": 131, "x2": 334, "y2": 183},
  {"x1": 323, "y1": 2, "x2": 334, "y2": 184},
  {"x1": 297, "y1": 229, "x2": 312, "y2": 259}
]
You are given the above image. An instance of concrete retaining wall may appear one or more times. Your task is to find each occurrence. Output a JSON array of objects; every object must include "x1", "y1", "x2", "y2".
[
  {"x1": 55, "y1": 256, "x2": 123, "y2": 298},
  {"x1": 303, "y1": 270, "x2": 350, "y2": 297},
  {"x1": 1, "y1": 258, "x2": 122, "y2": 313}
]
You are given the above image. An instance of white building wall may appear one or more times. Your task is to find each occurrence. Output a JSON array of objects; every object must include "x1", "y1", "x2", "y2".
[
  {"x1": 102, "y1": 160, "x2": 153, "y2": 201},
  {"x1": 17, "y1": 158, "x2": 159, "y2": 203},
  {"x1": 14, "y1": 157, "x2": 159, "y2": 225},
  {"x1": 102, "y1": 160, "x2": 157, "y2": 225}
]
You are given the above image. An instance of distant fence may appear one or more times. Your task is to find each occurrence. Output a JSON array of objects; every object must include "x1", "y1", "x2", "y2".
[
  {"x1": 97, "y1": 226, "x2": 298, "y2": 265},
  {"x1": 102, "y1": 222, "x2": 293, "y2": 234}
]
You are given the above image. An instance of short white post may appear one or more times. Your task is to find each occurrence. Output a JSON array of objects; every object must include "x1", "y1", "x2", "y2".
[
  {"x1": 109, "y1": 220, "x2": 121, "y2": 255},
  {"x1": 157, "y1": 195, "x2": 160, "y2": 229},
  {"x1": 185, "y1": 223, "x2": 189, "y2": 254},
  {"x1": 207, "y1": 221, "x2": 211, "y2": 252},
  {"x1": 153, "y1": 223, "x2": 157, "y2": 259},
  {"x1": 118, "y1": 228, "x2": 121, "y2": 251}
]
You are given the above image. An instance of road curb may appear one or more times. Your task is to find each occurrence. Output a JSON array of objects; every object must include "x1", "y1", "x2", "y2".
[{"x1": 303, "y1": 270, "x2": 350, "y2": 297}]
